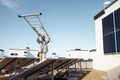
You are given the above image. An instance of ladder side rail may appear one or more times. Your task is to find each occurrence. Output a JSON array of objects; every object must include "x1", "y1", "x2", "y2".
[
  {"x1": 36, "y1": 16, "x2": 49, "y2": 36},
  {"x1": 36, "y1": 16, "x2": 51, "y2": 43},
  {"x1": 23, "y1": 17, "x2": 42, "y2": 37}
]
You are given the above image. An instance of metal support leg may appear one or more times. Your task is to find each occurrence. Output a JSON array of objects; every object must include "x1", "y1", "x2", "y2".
[
  {"x1": 13, "y1": 59, "x2": 17, "y2": 75},
  {"x1": 75, "y1": 62, "x2": 77, "y2": 72},
  {"x1": 86, "y1": 61, "x2": 87, "y2": 69},
  {"x1": 23, "y1": 77, "x2": 27, "y2": 80},
  {"x1": 68, "y1": 62, "x2": 70, "y2": 77},
  {"x1": 79, "y1": 59, "x2": 82, "y2": 71},
  {"x1": 51, "y1": 61, "x2": 54, "y2": 80}
]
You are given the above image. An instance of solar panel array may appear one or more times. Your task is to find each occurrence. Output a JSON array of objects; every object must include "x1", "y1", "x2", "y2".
[
  {"x1": 9, "y1": 59, "x2": 81, "y2": 80},
  {"x1": 0, "y1": 58, "x2": 37, "y2": 74},
  {"x1": 102, "y1": 8, "x2": 120, "y2": 54}
]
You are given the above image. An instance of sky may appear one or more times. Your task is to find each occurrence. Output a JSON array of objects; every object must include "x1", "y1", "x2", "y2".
[{"x1": 0, "y1": 0, "x2": 114, "y2": 56}]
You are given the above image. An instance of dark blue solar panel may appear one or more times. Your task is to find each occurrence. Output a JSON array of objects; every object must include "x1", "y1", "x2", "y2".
[
  {"x1": 102, "y1": 8, "x2": 120, "y2": 54},
  {"x1": 102, "y1": 13, "x2": 115, "y2": 54},
  {"x1": 115, "y1": 8, "x2": 120, "y2": 30},
  {"x1": 116, "y1": 31, "x2": 120, "y2": 52},
  {"x1": 103, "y1": 33, "x2": 116, "y2": 53},
  {"x1": 102, "y1": 13, "x2": 114, "y2": 35}
]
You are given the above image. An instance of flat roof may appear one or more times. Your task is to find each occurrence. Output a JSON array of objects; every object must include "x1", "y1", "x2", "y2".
[{"x1": 9, "y1": 48, "x2": 38, "y2": 51}]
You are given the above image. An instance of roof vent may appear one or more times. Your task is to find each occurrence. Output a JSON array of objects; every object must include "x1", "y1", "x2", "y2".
[
  {"x1": 75, "y1": 48, "x2": 81, "y2": 51},
  {"x1": 103, "y1": 1, "x2": 111, "y2": 9}
]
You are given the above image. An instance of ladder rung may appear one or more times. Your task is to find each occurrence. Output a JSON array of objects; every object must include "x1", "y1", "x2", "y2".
[
  {"x1": 26, "y1": 16, "x2": 37, "y2": 19},
  {"x1": 31, "y1": 23, "x2": 40, "y2": 25},
  {"x1": 26, "y1": 19, "x2": 39, "y2": 22}
]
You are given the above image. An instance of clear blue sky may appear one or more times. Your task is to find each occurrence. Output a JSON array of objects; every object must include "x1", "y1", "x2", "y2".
[{"x1": 0, "y1": 0, "x2": 114, "y2": 56}]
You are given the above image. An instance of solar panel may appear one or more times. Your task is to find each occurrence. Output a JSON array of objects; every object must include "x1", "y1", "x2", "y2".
[
  {"x1": 9, "y1": 59, "x2": 80, "y2": 79},
  {"x1": 0, "y1": 58, "x2": 37, "y2": 74},
  {"x1": 103, "y1": 33, "x2": 116, "y2": 53},
  {"x1": 115, "y1": 8, "x2": 120, "y2": 52},
  {"x1": 102, "y1": 13, "x2": 116, "y2": 54},
  {"x1": 102, "y1": 8, "x2": 120, "y2": 54},
  {"x1": 116, "y1": 31, "x2": 120, "y2": 52},
  {"x1": 102, "y1": 13, "x2": 114, "y2": 35},
  {"x1": 115, "y1": 8, "x2": 120, "y2": 31}
]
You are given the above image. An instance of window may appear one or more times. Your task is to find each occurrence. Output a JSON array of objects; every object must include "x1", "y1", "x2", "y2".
[{"x1": 11, "y1": 53, "x2": 18, "y2": 56}]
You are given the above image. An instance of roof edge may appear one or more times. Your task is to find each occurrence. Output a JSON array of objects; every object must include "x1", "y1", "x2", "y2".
[{"x1": 94, "y1": 0, "x2": 118, "y2": 20}]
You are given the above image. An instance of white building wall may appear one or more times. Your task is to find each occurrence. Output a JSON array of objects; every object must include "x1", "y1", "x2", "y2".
[
  {"x1": 0, "y1": 49, "x2": 4, "y2": 59},
  {"x1": 8, "y1": 49, "x2": 39, "y2": 58},
  {"x1": 66, "y1": 50, "x2": 91, "y2": 60},
  {"x1": 94, "y1": 0, "x2": 120, "y2": 71}
]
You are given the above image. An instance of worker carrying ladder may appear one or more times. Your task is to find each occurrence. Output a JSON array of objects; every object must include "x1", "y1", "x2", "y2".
[{"x1": 18, "y1": 13, "x2": 50, "y2": 61}]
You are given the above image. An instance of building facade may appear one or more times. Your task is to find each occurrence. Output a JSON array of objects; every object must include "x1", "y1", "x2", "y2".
[
  {"x1": 94, "y1": 0, "x2": 120, "y2": 79},
  {"x1": 0, "y1": 49, "x2": 4, "y2": 59},
  {"x1": 8, "y1": 48, "x2": 39, "y2": 58},
  {"x1": 66, "y1": 49, "x2": 90, "y2": 59}
]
